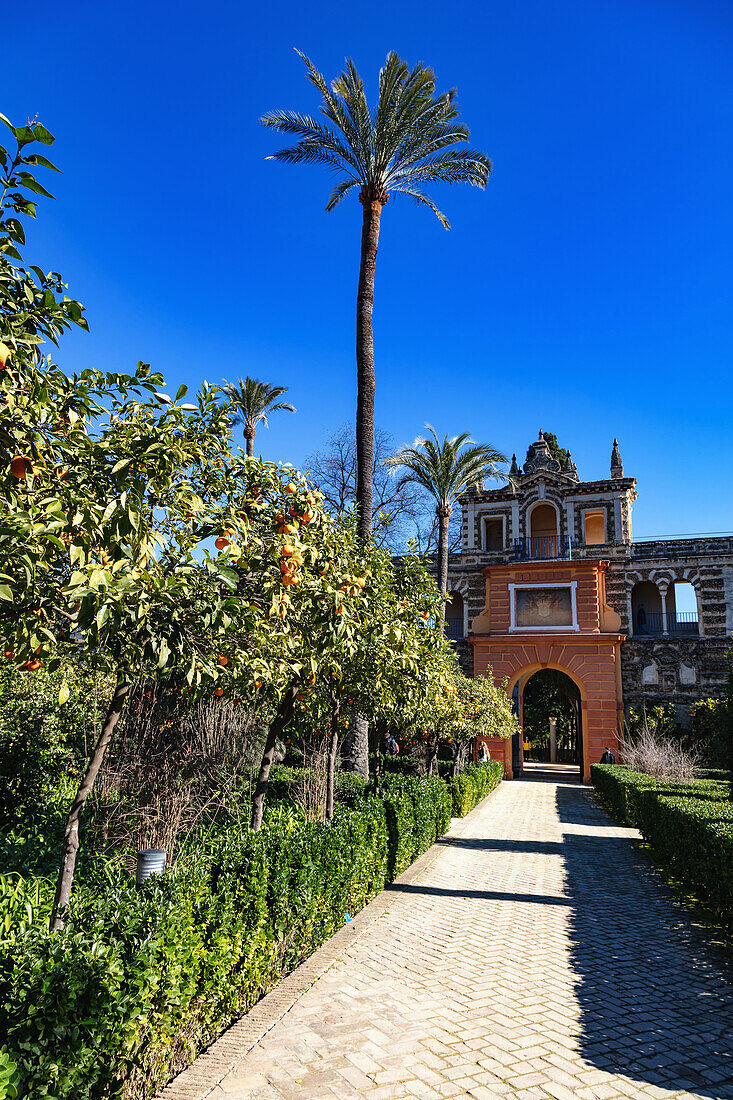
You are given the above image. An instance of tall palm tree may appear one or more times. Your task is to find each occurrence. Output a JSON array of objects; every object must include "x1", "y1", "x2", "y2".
[
  {"x1": 220, "y1": 377, "x2": 295, "y2": 456},
  {"x1": 387, "y1": 427, "x2": 508, "y2": 600},
  {"x1": 262, "y1": 51, "x2": 492, "y2": 542}
]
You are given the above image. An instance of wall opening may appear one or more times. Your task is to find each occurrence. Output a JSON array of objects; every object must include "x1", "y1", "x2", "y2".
[
  {"x1": 521, "y1": 669, "x2": 582, "y2": 772},
  {"x1": 584, "y1": 509, "x2": 606, "y2": 546},
  {"x1": 445, "y1": 592, "x2": 464, "y2": 640},
  {"x1": 528, "y1": 502, "x2": 559, "y2": 559},
  {"x1": 631, "y1": 580, "x2": 662, "y2": 635},
  {"x1": 668, "y1": 581, "x2": 699, "y2": 636},
  {"x1": 484, "y1": 517, "x2": 504, "y2": 551}
]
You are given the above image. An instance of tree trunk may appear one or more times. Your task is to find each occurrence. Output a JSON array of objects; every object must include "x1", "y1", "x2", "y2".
[
  {"x1": 50, "y1": 674, "x2": 130, "y2": 932},
  {"x1": 251, "y1": 684, "x2": 297, "y2": 831},
  {"x1": 437, "y1": 506, "x2": 452, "y2": 603},
  {"x1": 341, "y1": 713, "x2": 369, "y2": 778},
  {"x1": 355, "y1": 190, "x2": 385, "y2": 543},
  {"x1": 325, "y1": 698, "x2": 340, "y2": 821},
  {"x1": 244, "y1": 427, "x2": 255, "y2": 457}
]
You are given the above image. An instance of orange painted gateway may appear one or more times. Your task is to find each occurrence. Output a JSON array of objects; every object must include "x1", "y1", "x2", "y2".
[{"x1": 470, "y1": 558, "x2": 624, "y2": 783}]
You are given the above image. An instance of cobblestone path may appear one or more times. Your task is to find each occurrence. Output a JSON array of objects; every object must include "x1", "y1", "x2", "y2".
[{"x1": 164, "y1": 767, "x2": 733, "y2": 1100}]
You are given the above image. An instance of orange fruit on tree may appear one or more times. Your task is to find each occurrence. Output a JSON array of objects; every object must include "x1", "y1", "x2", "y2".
[
  {"x1": 10, "y1": 456, "x2": 32, "y2": 479},
  {"x1": 214, "y1": 686, "x2": 223, "y2": 696},
  {"x1": 285, "y1": 482, "x2": 296, "y2": 494},
  {"x1": 218, "y1": 655, "x2": 228, "y2": 666},
  {"x1": 215, "y1": 536, "x2": 229, "y2": 550}
]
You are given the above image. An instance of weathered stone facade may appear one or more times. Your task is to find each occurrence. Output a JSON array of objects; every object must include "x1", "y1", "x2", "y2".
[{"x1": 443, "y1": 432, "x2": 732, "y2": 777}]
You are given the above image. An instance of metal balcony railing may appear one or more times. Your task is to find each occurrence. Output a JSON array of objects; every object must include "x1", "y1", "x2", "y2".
[
  {"x1": 513, "y1": 535, "x2": 569, "y2": 562},
  {"x1": 634, "y1": 611, "x2": 699, "y2": 637},
  {"x1": 444, "y1": 618, "x2": 464, "y2": 640}
]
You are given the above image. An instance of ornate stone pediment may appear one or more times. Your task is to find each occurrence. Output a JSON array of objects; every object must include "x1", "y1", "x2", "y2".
[{"x1": 523, "y1": 432, "x2": 561, "y2": 476}]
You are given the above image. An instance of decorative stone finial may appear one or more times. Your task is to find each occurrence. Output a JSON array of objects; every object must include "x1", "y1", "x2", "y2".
[
  {"x1": 562, "y1": 451, "x2": 579, "y2": 482},
  {"x1": 523, "y1": 434, "x2": 560, "y2": 476},
  {"x1": 509, "y1": 453, "x2": 520, "y2": 477},
  {"x1": 611, "y1": 438, "x2": 623, "y2": 479}
]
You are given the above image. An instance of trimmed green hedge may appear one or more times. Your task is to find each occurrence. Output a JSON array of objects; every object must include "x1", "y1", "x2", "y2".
[
  {"x1": 447, "y1": 760, "x2": 503, "y2": 817},
  {"x1": 592, "y1": 764, "x2": 733, "y2": 931},
  {"x1": 0, "y1": 774, "x2": 452, "y2": 1100}
]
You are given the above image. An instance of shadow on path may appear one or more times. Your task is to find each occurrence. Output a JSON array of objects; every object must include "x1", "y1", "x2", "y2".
[{"x1": 552, "y1": 777, "x2": 733, "y2": 1099}]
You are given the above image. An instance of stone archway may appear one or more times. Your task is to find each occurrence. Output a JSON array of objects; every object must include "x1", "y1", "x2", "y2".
[
  {"x1": 472, "y1": 637, "x2": 623, "y2": 784},
  {"x1": 516, "y1": 667, "x2": 584, "y2": 776}
]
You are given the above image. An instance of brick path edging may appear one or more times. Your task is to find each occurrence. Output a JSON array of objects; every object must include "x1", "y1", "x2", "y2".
[{"x1": 157, "y1": 789, "x2": 501, "y2": 1100}]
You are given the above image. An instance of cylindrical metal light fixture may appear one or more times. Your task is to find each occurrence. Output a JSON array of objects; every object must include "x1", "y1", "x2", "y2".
[{"x1": 136, "y1": 848, "x2": 167, "y2": 885}]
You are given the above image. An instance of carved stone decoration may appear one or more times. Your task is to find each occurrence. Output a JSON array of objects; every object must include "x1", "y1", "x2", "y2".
[
  {"x1": 679, "y1": 662, "x2": 696, "y2": 685},
  {"x1": 641, "y1": 660, "x2": 659, "y2": 686},
  {"x1": 523, "y1": 431, "x2": 562, "y2": 476},
  {"x1": 562, "y1": 452, "x2": 579, "y2": 482},
  {"x1": 611, "y1": 438, "x2": 624, "y2": 479}
]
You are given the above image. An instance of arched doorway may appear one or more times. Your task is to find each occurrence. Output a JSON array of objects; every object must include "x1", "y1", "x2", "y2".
[
  {"x1": 520, "y1": 669, "x2": 583, "y2": 776},
  {"x1": 529, "y1": 502, "x2": 559, "y2": 559}
]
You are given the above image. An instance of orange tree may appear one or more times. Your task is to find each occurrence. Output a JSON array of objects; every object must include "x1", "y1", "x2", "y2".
[
  {"x1": 440, "y1": 669, "x2": 518, "y2": 775},
  {"x1": 280, "y1": 544, "x2": 457, "y2": 817},
  {"x1": 0, "y1": 114, "x2": 371, "y2": 924}
]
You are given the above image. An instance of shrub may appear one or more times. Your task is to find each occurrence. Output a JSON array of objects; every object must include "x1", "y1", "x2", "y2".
[
  {"x1": 0, "y1": 772, "x2": 454, "y2": 1100},
  {"x1": 592, "y1": 764, "x2": 733, "y2": 931},
  {"x1": 446, "y1": 761, "x2": 503, "y2": 817},
  {"x1": 621, "y1": 715, "x2": 698, "y2": 782},
  {"x1": 690, "y1": 697, "x2": 732, "y2": 770}
]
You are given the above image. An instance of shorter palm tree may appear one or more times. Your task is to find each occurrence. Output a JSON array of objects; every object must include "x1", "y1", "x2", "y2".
[
  {"x1": 220, "y1": 377, "x2": 295, "y2": 455},
  {"x1": 387, "y1": 427, "x2": 508, "y2": 602}
]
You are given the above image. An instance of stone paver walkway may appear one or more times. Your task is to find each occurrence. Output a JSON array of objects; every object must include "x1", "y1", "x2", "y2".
[{"x1": 162, "y1": 766, "x2": 733, "y2": 1100}]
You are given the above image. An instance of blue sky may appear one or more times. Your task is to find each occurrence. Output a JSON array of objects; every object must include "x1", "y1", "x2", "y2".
[{"x1": 5, "y1": 0, "x2": 732, "y2": 538}]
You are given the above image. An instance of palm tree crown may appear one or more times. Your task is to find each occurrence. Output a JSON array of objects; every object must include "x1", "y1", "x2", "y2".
[
  {"x1": 220, "y1": 377, "x2": 295, "y2": 455},
  {"x1": 261, "y1": 50, "x2": 492, "y2": 226},
  {"x1": 387, "y1": 427, "x2": 508, "y2": 597}
]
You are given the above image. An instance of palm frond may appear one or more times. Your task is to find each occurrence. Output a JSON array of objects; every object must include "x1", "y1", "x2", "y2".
[
  {"x1": 390, "y1": 186, "x2": 450, "y2": 229},
  {"x1": 387, "y1": 425, "x2": 508, "y2": 511},
  {"x1": 325, "y1": 177, "x2": 360, "y2": 211},
  {"x1": 263, "y1": 50, "x2": 491, "y2": 224},
  {"x1": 219, "y1": 376, "x2": 296, "y2": 432}
]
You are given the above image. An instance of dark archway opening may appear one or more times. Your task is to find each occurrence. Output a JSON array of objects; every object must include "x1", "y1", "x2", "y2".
[{"x1": 522, "y1": 669, "x2": 582, "y2": 772}]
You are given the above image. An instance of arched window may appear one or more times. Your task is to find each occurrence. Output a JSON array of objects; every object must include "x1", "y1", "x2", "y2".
[
  {"x1": 529, "y1": 502, "x2": 559, "y2": 559},
  {"x1": 667, "y1": 581, "x2": 700, "y2": 636},
  {"x1": 445, "y1": 592, "x2": 464, "y2": 640},
  {"x1": 631, "y1": 581, "x2": 662, "y2": 635}
]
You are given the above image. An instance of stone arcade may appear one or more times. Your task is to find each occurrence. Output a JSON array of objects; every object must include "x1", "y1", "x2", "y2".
[{"x1": 445, "y1": 432, "x2": 733, "y2": 782}]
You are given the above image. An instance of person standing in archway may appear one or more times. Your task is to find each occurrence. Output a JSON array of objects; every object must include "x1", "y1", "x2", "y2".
[{"x1": 600, "y1": 745, "x2": 616, "y2": 764}]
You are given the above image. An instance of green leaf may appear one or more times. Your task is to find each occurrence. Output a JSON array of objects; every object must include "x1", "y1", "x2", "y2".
[
  {"x1": 58, "y1": 680, "x2": 70, "y2": 705},
  {"x1": 174, "y1": 383, "x2": 189, "y2": 401},
  {"x1": 0, "y1": 585, "x2": 12, "y2": 602}
]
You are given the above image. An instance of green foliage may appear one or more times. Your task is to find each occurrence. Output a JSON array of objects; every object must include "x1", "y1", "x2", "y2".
[
  {"x1": 690, "y1": 696, "x2": 732, "y2": 769},
  {"x1": 0, "y1": 662, "x2": 104, "y2": 832},
  {"x1": 446, "y1": 761, "x2": 503, "y2": 817},
  {"x1": 525, "y1": 432, "x2": 568, "y2": 468},
  {"x1": 0, "y1": 1047, "x2": 19, "y2": 1100},
  {"x1": 0, "y1": 771, "x2": 455, "y2": 1100},
  {"x1": 262, "y1": 51, "x2": 492, "y2": 229},
  {"x1": 592, "y1": 765, "x2": 733, "y2": 931}
]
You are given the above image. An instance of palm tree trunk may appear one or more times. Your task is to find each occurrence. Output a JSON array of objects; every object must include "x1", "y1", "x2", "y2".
[
  {"x1": 355, "y1": 190, "x2": 386, "y2": 543},
  {"x1": 437, "y1": 507, "x2": 452, "y2": 602},
  {"x1": 251, "y1": 683, "x2": 298, "y2": 831},
  {"x1": 50, "y1": 673, "x2": 130, "y2": 932},
  {"x1": 244, "y1": 427, "x2": 255, "y2": 457}
]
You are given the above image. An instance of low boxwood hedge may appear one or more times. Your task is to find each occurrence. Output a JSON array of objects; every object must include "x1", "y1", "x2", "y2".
[
  {"x1": 0, "y1": 773, "x2": 455, "y2": 1100},
  {"x1": 447, "y1": 760, "x2": 504, "y2": 817},
  {"x1": 592, "y1": 764, "x2": 733, "y2": 932}
]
